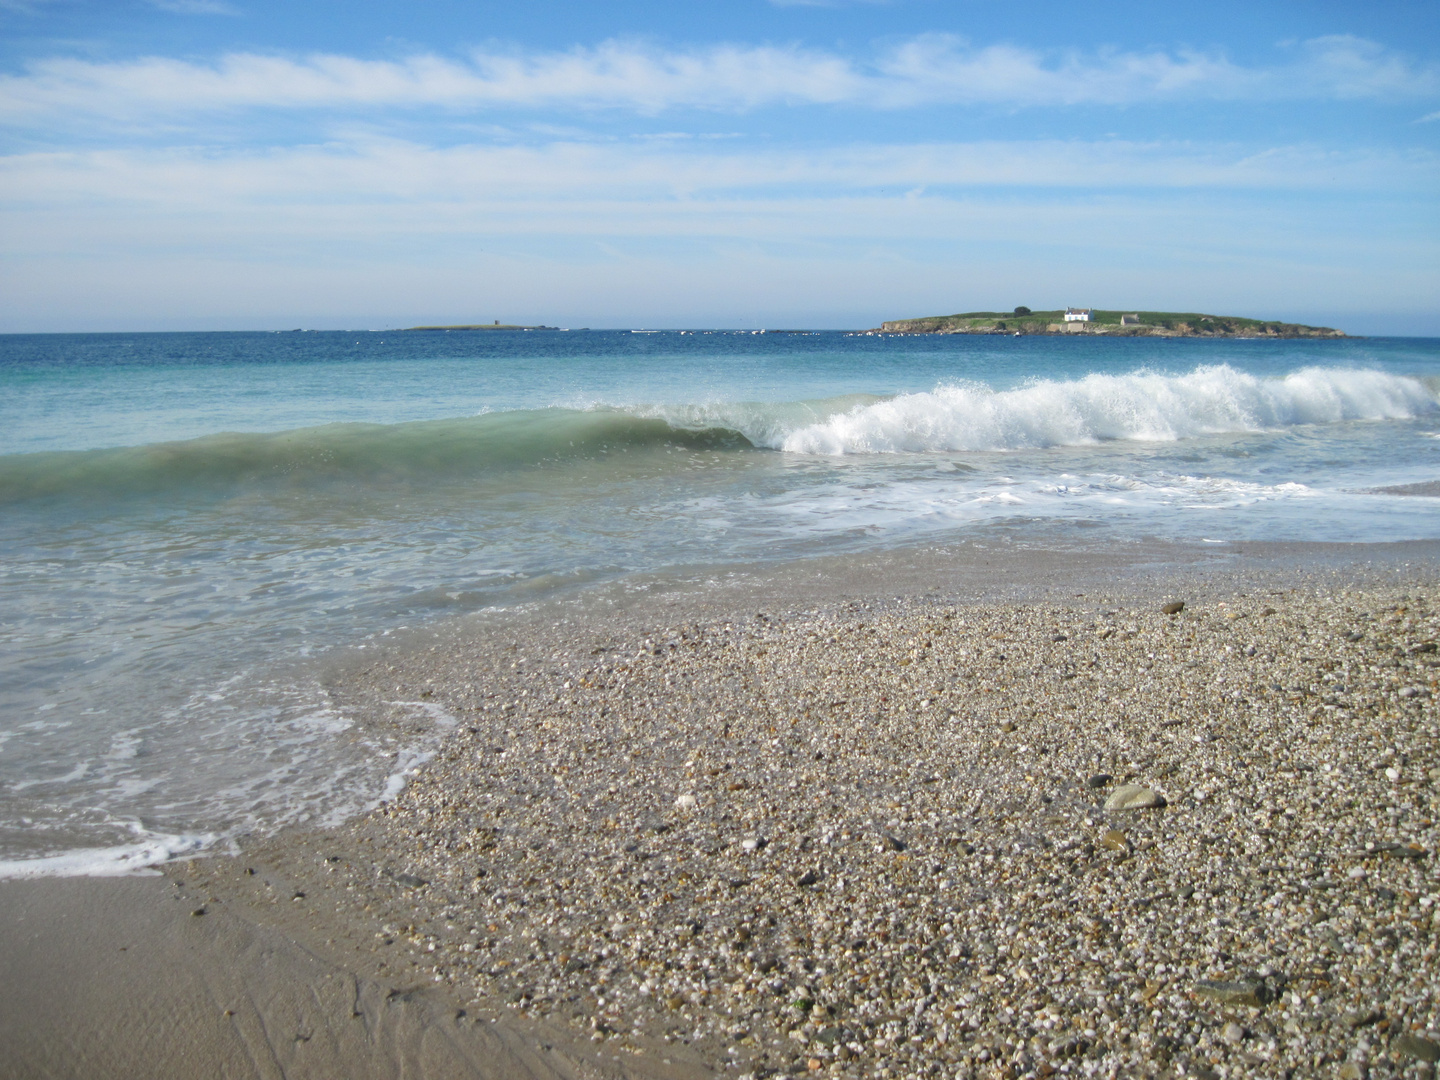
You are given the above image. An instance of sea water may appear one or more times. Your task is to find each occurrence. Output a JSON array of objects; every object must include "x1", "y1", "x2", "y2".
[{"x1": 2, "y1": 329, "x2": 1438, "y2": 875}]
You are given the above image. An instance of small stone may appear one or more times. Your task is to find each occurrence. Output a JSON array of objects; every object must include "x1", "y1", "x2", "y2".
[
  {"x1": 1161, "y1": 601, "x2": 1185, "y2": 615},
  {"x1": 1099, "y1": 829, "x2": 1129, "y2": 852},
  {"x1": 1193, "y1": 979, "x2": 1269, "y2": 1007},
  {"x1": 1382, "y1": 843, "x2": 1427, "y2": 860},
  {"x1": 1343, "y1": 1010, "x2": 1384, "y2": 1029},
  {"x1": 1220, "y1": 1021, "x2": 1245, "y2": 1045},
  {"x1": 675, "y1": 794, "x2": 697, "y2": 810},
  {"x1": 881, "y1": 834, "x2": 907, "y2": 852},
  {"x1": 191, "y1": 907, "x2": 206, "y2": 917},
  {"x1": 796, "y1": 870, "x2": 818, "y2": 887},
  {"x1": 393, "y1": 873, "x2": 427, "y2": 888},
  {"x1": 1337, "y1": 1062, "x2": 1365, "y2": 1080},
  {"x1": 1000, "y1": 721, "x2": 1016, "y2": 733},
  {"x1": 1104, "y1": 784, "x2": 1166, "y2": 810},
  {"x1": 1085, "y1": 773, "x2": 1113, "y2": 789},
  {"x1": 1393, "y1": 1034, "x2": 1440, "y2": 1063}
]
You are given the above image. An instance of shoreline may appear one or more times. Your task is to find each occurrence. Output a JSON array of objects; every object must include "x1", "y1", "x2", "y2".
[{"x1": 3, "y1": 540, "x2": 1438, "y2": 1078}]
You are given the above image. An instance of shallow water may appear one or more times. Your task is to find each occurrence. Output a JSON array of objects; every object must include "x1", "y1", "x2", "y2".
[{"x1": 2, "y1": 329, "x2": 1438, "y2": 874}]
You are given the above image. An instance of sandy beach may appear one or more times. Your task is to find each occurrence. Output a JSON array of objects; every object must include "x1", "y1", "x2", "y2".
[{"x1": 3, "y1": 541, "x2": 1438, "y2": 1080}]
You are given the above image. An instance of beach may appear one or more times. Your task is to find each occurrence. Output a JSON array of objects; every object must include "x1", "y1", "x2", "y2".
[{"x1": 5, "y1": 540, "x2": 1437, "y2": 1080}]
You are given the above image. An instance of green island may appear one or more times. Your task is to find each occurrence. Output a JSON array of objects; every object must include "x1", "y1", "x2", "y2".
[
  {"x1": 403, "y1": 322, "x2": 559, "y2": 331},
  {"x1": 871, "y1": 308, "x2": 1345, "y2": 338}
]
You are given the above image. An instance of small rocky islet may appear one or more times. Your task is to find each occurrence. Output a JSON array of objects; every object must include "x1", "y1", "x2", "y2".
[{"x1": 195, "y1": 582, "x2": 1438, "y2": 1080}]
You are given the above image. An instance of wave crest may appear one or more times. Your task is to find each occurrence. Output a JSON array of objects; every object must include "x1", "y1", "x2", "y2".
[{"x1": 779, "y1": 365, "x2": 1437, "y2": 454}]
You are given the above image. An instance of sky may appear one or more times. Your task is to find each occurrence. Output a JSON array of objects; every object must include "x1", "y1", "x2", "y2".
[{"x1": 0, "y1": 0, "x2": 1437, "y2": 333}]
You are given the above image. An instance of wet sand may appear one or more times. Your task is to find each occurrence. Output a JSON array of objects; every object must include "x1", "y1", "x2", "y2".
[
  {"x1": 0, "y1": 874, "x2": 638, "y2": 1080},
  {"x1": 3, "y1": 539, "x2": 1438, "y2": 1080}
]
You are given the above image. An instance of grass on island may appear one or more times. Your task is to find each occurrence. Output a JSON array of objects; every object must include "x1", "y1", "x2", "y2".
[{"x1": 882, "y1": 309, "x2": 1340, "y2": 335}]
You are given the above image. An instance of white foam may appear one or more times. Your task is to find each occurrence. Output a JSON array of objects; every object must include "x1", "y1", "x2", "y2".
[
  {"x1": 375, "y1": 748, "x2": 436, "y2": 805},
  {"x1": 0, "y1": 831, "x2": 211, "y2": 879},
  {"x1": 779, "y1": 366, "x2": 1437, "y2": 454}
]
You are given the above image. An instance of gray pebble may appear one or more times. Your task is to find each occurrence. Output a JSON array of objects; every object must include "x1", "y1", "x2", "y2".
[
  {"x1": 1103, "y1": 784, "x2": 1166, "y2": 810},
  {"x1": 1193, "y1": 979, "x2": 1268, "y2": 1007},
  {"x1": 1393, "y1": 1034, "x2": 1440, "y2": 1063}
]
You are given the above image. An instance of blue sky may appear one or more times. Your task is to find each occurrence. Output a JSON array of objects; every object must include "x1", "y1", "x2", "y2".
[{"x1": 1, "y1": 1, "x2": 1437, "y2": 332}]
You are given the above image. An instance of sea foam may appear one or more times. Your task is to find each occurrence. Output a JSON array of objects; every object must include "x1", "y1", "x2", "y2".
[{"x1": 778, "y1": 365, "x2": 1437, "y2": 454}]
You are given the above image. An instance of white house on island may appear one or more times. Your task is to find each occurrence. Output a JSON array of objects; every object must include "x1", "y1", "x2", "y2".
[{"x1": 1064, "y1": 307, "x2": 1092, "y2": 322}]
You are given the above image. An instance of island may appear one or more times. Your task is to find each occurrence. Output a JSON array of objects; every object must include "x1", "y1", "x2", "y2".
[
  {"x1": 869, "y1": 308, "x2": 1345, "y2": 337},
  {"x1": 403, "y1": 322, "x2": 560, "y2": 331}
]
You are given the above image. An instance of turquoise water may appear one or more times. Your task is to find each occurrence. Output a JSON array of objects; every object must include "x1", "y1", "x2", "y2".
[{"x1": 2, "y1": 330, "x2": 1438, "y2": 874}]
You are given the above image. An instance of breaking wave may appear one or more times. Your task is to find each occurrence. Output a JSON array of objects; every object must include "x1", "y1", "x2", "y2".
[
  {"x1": 779, "y1": 365, "x2": 1438, "y2": 454},
  {"x1": 1, "y1": 366, "x2": 1432, "y2": 503}
]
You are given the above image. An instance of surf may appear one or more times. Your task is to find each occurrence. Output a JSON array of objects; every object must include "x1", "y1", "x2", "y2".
[
  {"x1": 1, "y1": 365, "x2": 1432, "y2": 506},
  {"x1": 780, "y1": 365, "x2": 1438, "y2": 454}
]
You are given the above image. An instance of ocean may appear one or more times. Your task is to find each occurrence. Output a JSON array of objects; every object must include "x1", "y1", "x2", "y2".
[{"x1": 2, "y1": 328, "x2": 1438, "y2": 876}]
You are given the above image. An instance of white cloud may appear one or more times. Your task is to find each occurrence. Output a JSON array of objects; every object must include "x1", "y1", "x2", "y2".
[{"x1": 0, "y1": 34, "x2": 1433, "y2": 123}]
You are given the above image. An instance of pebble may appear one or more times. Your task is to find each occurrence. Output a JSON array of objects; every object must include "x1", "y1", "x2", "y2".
[
  {"x1": 1103, "y1": 784, "x2": 1166, "y2": 810},
  {"x1": 1193, "y1": 979, "x2": 1267, "y2": 1007},
  {"x1": 1393, "y1": 1034, "x2": 1440, "y2": 1063},
  {"x1": 1085, "y1": 773, "x2": 1113, "y2": 788},
  {"x1": 1099, "y1": 829, "x2": 1128, "y2": 851},
  {"x1": 1161, "y1": 601, "x2": 1185, "y2": 614},
  {"x1": 1220, "y1": 1021, "x2": 1245, "y2": 1045}
]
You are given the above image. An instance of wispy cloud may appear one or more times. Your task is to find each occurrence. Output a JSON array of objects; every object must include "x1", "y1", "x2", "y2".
[
  {"x1": 148, "y1": 0, "x2": 240, "y2": 14},
  {"x1": 0, "y1": 34, "x2": 1433, "y2": 124},
  {"x1": 4, "y1": 139, "x2": 1432, "y2": 214},
  {"x1": 767, "y1": 0, "x2": 893, "y2": 7},
  {"x1": 4, "y1": 136, "x2": 1434, "y2": 331}
]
